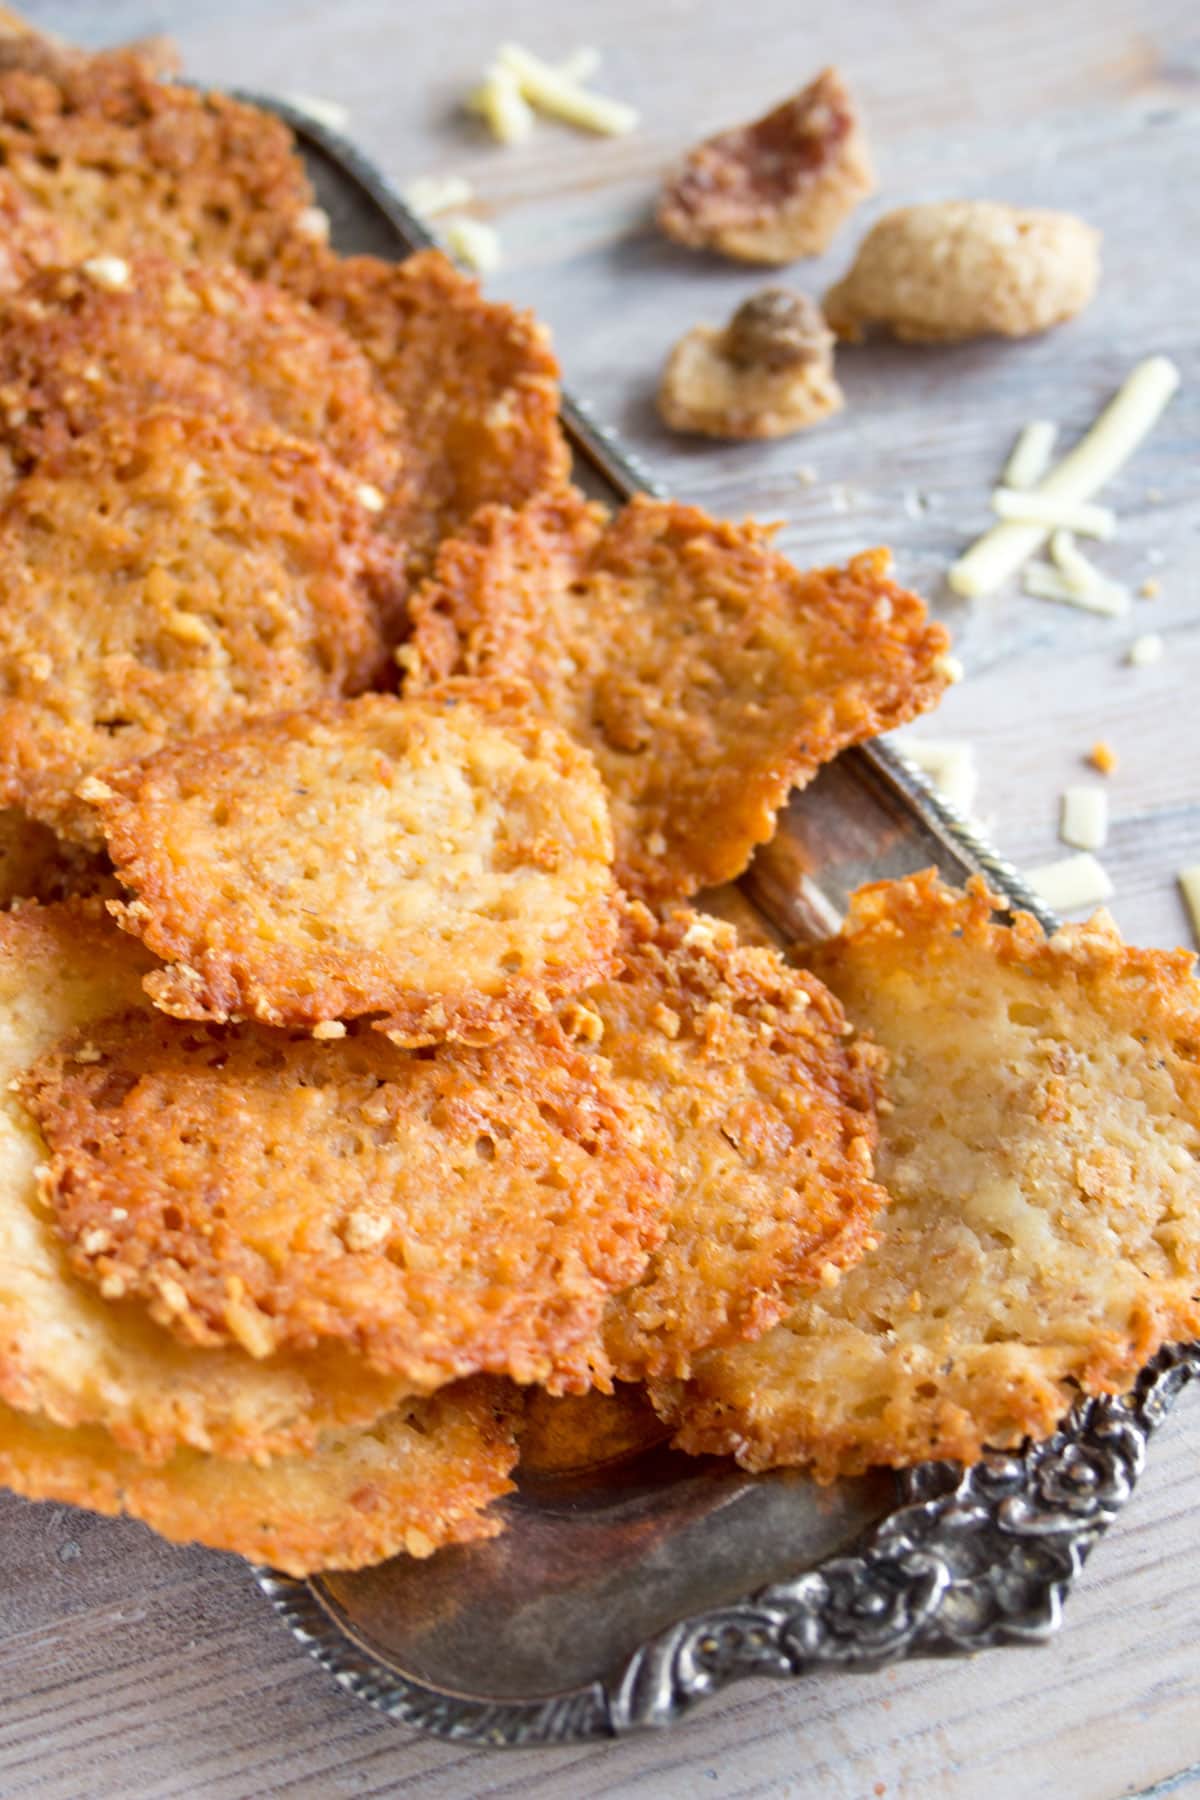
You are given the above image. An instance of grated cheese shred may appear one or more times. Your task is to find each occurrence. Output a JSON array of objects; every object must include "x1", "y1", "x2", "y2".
[
  {"x1": 1002, "y1": 419, "x2": 1058, "y2": 489},
  {"x1": 1179, "y1": 867, "x2": 1200, "y2": 948},
  {"x1": 991, "y1": 488, "x2": 1115, "y2": 538}
]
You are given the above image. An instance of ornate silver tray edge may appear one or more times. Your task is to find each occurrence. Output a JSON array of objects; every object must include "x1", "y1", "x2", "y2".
[{"x1": 244, "y1": 98, "x2": 1197, "y2": 1746}]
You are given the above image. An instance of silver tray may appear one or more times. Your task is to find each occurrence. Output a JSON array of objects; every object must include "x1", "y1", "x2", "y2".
[{"x1": 249, "y1": 100, "x2": 1200, "y2": 1746}]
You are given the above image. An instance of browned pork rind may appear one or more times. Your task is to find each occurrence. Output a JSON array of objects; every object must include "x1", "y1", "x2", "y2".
[
  {"x1": 408, "y1": 493, "x2": 951, "y2": 898},
  {"x1": 658, "y1": 68, "x2": 874, "y2": 263},
  {"x1": 659, "y1": 287, "x2": 842, "y2": 439},
  {"x1": 654, "y1": 873, "x2": 1200, "y2": 1479}
]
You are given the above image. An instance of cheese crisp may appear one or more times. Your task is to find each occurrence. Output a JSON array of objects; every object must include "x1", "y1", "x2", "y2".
[
  {"x1": 86, "y1": 687, "x2": 620, "y2": 1041},
  {"x1": 0, "y1": 257, "x2": 404, "y2": 496},
  {"x1": 0, "y1": 47, "x2": 319, "y2": 277},
  {"x1": 0, "y1": 410, "x2": 393, "y2": 845},
  {"x1": 408, "y1": 493, "x2": 951, "y2": 897},
  {"x1": 25, "y1": 1011, "x2": 669, "y2": 1390},
  {"x1": 565, "y1": 904, "x2": 886, "y2": 1383},
  {"x1": 655, "y1": 875, "x2": 1200, "y2": 1478},
  {"x1": 0, "y1": 1381, "x2": 520, "y2": 1575},
  {"x1": 0, "y1": 902, "x2": 412, "y2": 1465},
  {"x1": 291, "y1": 249, "x2": 571, "y2": 575}
]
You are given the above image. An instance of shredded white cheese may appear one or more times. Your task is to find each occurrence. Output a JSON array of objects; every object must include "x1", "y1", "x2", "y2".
[
  {"x1": 444, "y1": 216, "x2": 502, "y2": 274},
  {"x1": 991, "y1": 488, "x2": 1115, "y2": 539},
  {"x1": 1028, "y1": 852, "x2": 1114, "y2": 914},
  {"x1": 469, "y1": 65, "x2": 535, "y2": 143},
  {"x1": 1002, "y1": 420, "x2": 1058, "y2": 489},
  {"x1": 1179, "y1": 866, "x2": 1200, "y2": 947},
  {"x1": 1022, "y1": 562, "x2": 1131, "y2": 617},
  {"x1": 403, "y1": 174, "x2": 475, "y2": 219},
  {"x1": 948, "y1": 356, "x2": 1181, "y2": 598},
  {"x1": 1060, "y1": 786, "x2": 1109, "y2": 852},
  {"x1": 1126, "y1": 632, "x2": 1164, "y2": 667},
  {"x1": 1049, "y1": 529, "x2": 1110, "y2": 596},
  {"x1": 285, "y1": 92, "x2": 350, "y2": 133},
  {"x1": 497, "y1": 43, "x2": 638, "y2": 135},
  {"x1": 893, "y1": 737, "x2": 979, "y2": 815}
]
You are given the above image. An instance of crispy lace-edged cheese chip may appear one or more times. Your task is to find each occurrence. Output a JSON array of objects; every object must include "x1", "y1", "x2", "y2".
[
  {"x1": 0, "y1": 166, "x2": 64, "y2": 292},
  {"x1": 562, "y1": 905, "x2": 886, "y2": 1383},
  {"x1": 408, "y1": 493, "x2": 951, "y2": 898},
  {"x1": 26, "y1": 1009, "x2": 670, "y2": 1391},
  {"x1": 0, "y1": 1379, "x2": 520, "y2": 1574},
  {"x1": 0, "y1": 50, "x2": 317, "y2": 277},
  {"x1": 88, "y1": 688, "x2": 620, "y2": 1040},
  {"x1": 658, "y1": 69, "x2": 875, "y2": 264},
  {"x1": 0, "y1": 409, "x2": 393, "y2": 845},
  {"x1": 518, "y1": 1384, "x2": 668, "y2": 1477},
  {"x1": 290, "y1": 249, "x2": 570, "y2": 573},
  {"x1": 0, "y1": 808, "x2": 109, "y2": 905},
  {"x1": 0, "y1": 902, "x2": 412, "y2": 1465},
  {"x1": 0, "y1": 257, "x2": 403, "y2": 494},
  {"x1": 655, "y1": 873, "x2": 1200, "y2": 1479}
]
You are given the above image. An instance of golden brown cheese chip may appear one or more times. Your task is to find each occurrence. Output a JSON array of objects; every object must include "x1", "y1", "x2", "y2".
[
  {"x1": 0, "y1": 257, "x2": 403, "y2": 495},
  {"x1": 658, "y1": 69, "x2": 874, "y2": 264},
  {"x1": 408, "y1": 493, "x2": 952, "y2": 898},
  {"x1": 655, "y1": 873, "x2": 1200, "y2": 1479},
  {"x1": 0, "y1": 409, "x2": 394, "y2": 845},
  {"x1": 0, "y1": 902, "x2": 412, "y2": 1464},
  {"x1": 518, "y1": 1384, "x2": 668, "y2": 1477},
  {"x1": 562, "y1": 905, "x2": 886, "y2": 1382},
  {"x1": 0, "y1": 50, "x2": 318, "y2": 277},
  {"x1": 0, "y1": 1380, "x2": 520, "y2": 1574},
  {"x1": 0, "y1": 166, "x2": 64, "y2": 292},
  {"x1": 87, "y1": 687, "x2": 620, "y2": 1040},
  {"x1": 0, "y1": 808, "x2": 109, "y2": 905},
  {"x1": 26, "y1": 1009, "x2": 671, "y2": 1390},
  {"x1": 289, "y1": 249, "x2": 570, "y2": 574},
  {"x1": 824, "y1": 202, "x2": 1101, "y2": 343}
]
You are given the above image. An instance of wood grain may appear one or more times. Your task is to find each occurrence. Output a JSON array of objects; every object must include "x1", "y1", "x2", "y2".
[{"x1": 2, "y1": 1, "x2": 1199, "y2": 1794}]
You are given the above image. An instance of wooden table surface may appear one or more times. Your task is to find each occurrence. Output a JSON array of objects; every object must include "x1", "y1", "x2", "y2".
[{"x1": 3, "y1": 2, "x2": 1198, "y2": 1795}]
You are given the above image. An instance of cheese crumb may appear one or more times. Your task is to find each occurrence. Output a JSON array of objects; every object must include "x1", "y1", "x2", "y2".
[
  {"x1": 497, "y1": 42, "x2": 638, "y2": 135},
  {"x1": 82, "y1": 255, "x2": 130, "y2": 292},
  {"x1": 1139, "y1": 577, "x2": 1161, "y2": 599},
  {"x1": 1126, "y1": 632, "x2": 1164, "y2": 667},
  {"x1": 444, "y1": 217, "x2": 501, "y2": 274},
  {"x1": 403, "y1": 174, "x2": 475, "y2": 219},
  {"x1": 285, "y1": 92, "x2": 350, "y2": 133},
  {"x1": 1002, "y1": 419, "x2": 1058, "y2": 489},
  {"x1": 1179, "y1": 866, "x2": 1200, "y2": 948},
  {"x1": 1088, "y1": 739, "x2": 1118, "y2": 775},
  {"x1": 1028, "y1": 851, "x2": 1114, "y2": 914},
  {"x1": 295, "y1": 205, "x2": 331, "y2": 243},
  {"x1": 1060, "y1": 786, "x2": 1108, "y2": 852},
  {"x1": 355, "y1": 482, "x2": 385, "y2": 513},
  {"x1": 311, "y1": 1020, "x2": 347, "y2": 1041},
  {"x1": 934, "y1": 651, "x2": 965, "y2": 685},
  {"x1": 949, "y1": 356, "x2": 1181, "y2": 598}
]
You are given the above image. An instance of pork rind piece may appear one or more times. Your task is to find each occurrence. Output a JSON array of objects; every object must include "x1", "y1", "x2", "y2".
[
  {"x1": 824, "y1": 202, "x2": 1101, "y2": 343},
  {"x1": 655, "y1": 873, "x2": 1200, "y2": 1479},
  {"x1": 562, "y1": 904, "x2": 886, "y2": 1383},
  {"x1": 408, "y1": 494, "x2": 951, "y2": 898},
  {"x1": 0, "y1": 410, "x2": 394, "y2": 845},
  {"x1": 0, "y1": 1380, "x2": 520, "y2": 1574},
  {"x1": 0, "y1": 902, "x2": 411, "y2": 1464},
  {"x1": 0, "y1": 49, "x2": 318, "y2": 278},
  {"x1": 659, "y1": 288, "x2": 843, "y2": 439},
  {"x1": 290, "y1": 249, "x2": 570, "y2": 574},
  {"x1": 25, "y1": 1011, "x2": 670, "y2": 1390},
  {"x1": 87, "y1": 688, "x2": 620, "y2": 1040},
  {"x1": 0, "y1": 258, "x2": 403, "y2": 494},
  {"x1": 658, "y1": 69, "x2": 874, "y2": 264}
]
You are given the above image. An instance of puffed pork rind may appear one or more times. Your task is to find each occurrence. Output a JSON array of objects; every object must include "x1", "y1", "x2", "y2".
[
  {"x1": 0, "y1": 409, "x2": 394, "y2": 846},
  {"x1": 658, "y1": 68, "x2": 875, "y2": 264},
  {"x1": 407, "y1": 492, "x2": 952, "y2": 899},
  {"x1": 0, "y1": 1379, "x2": 521, "y2": 1574},
  {"x1": 658, "y1": 316, "x2": 843, "y2": 440},
  {"x1": 25, "y1": 1008, "x2": 671, "y2": 1391},
  {"x1": 0, "y1": 901, "x2": 412, "y2": 1465},
  {"x1": 653, "y1": 872, "x2": 1200, "y2": 1479},
  {"x1": 0, "y1": 256, "x2": 404, "y2": 495},
  {"x1": 823, "y1": 201, "x2": 1101, "y2": 343},
  {"x1": 84, "y1": 686, "x2": 621, "y2": 1041},
  {"x1": 562, "y1": 903, "x2": 887, "y2": 1384}
]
